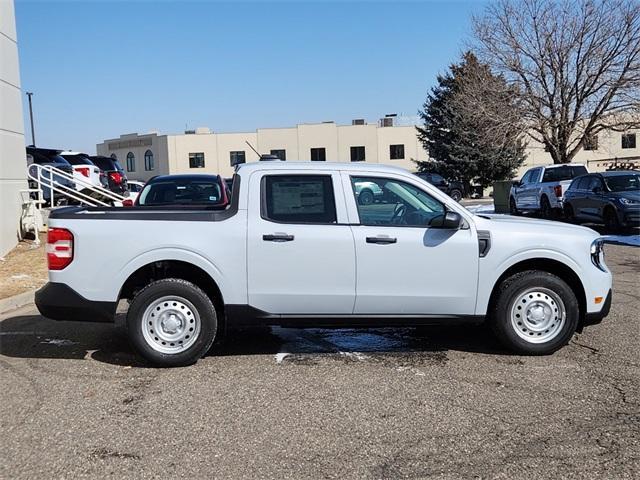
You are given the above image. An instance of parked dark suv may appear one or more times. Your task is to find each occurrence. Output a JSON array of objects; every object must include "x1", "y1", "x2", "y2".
[
  {"x1": 26, "y1": 147, "x2": 76, "y2": 205},
  {"x1": 563, "y1": 171, "x2": 640, "y2": 230},
  {"x1": 414, "y1": 172, "x2": 464, "y2": 202},
  {"x1": 89, "y1": 156, "x2": 129, "y2": 195}
]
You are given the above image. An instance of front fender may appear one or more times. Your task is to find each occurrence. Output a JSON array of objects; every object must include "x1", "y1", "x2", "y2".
[{"x1": 475, "y1": 248, "x2": 584, "y2": 315}]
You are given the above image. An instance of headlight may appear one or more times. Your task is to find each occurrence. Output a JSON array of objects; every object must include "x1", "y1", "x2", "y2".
[
  {"x1": 590, "y1": 238, "x2": 607, "y2": 272},
  {"x1": 618, "y1": 197, "x2": 639, "y2": 206}
]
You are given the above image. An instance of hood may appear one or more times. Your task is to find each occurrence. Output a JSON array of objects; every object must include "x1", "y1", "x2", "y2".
[
  {"x1": 473, "y1": 213, "x2": 599, "y2": 237},
  {"x1": 606, "y1": 190, "x2": 640, "y2": 203}
]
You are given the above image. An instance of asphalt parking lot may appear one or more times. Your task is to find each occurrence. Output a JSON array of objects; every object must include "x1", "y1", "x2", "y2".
[{"x1": 1, "y1": 244, "x2": 638, "y2": 479}]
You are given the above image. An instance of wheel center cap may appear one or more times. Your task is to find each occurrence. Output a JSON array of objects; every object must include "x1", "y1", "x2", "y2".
[
  {"x1": 162, "y1": 314, "x2": 181, "y2": 334},
  {"x1": 529, "y1": 305, "x2": 546, "y2": 322}
]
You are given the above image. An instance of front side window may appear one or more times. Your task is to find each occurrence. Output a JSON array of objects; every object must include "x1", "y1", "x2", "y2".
[
  {"x1": 189, "y1": 152, "x2": 205, "y2": 168},
  {"x1": 270, "y1": 149, "x2": 286, "y2": 161},
  {"x1": 351, "y1": 146, "x2": 366, "y2": 162},
  {"x1": 622, "y1": 133, "x2": 636, "y2": 149},
  {"x1": 390, "y1": 144, "x2": 405, "y2": 160},
  {"x1": 529, "y1": 168, "x2": 542, "y2": 183},
  {"x1": 126, "y1": 152, "x2": 135, "y2": 172},
  {"x1": 262, "y1": 175, "x2": 336, "y2": 224},
  {"x1": 575, "y1": 176, "x2": 591, "y2": 190},
  {"x1": 520, "y1": 170, "x2": 532, "y2": 184},
  {"x1": 230, "y1": 151, "x2": 246, "y2": 166},
  {"x1": 144, "y1": 150, "x2": 154, "y2": 171},
  {"x1": 351, "y1": 176, "x2": 445, "y2": 227},
  {"x1": 310, "y1": 147, "x2": 326, "y2": 161},
  {"x1": 586, "y1": 177, "x2": 603, "y2": 191}
]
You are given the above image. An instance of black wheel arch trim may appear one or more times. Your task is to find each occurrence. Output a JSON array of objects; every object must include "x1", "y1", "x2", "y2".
[{"x1": 35, "y1": 282, "x2": 117, "y2": 323}]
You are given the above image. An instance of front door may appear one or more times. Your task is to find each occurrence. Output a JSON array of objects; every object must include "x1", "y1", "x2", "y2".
[
  {"x1": 247, "y1": 171, "x2": 356, "y2": 314},
  {"x1": 345, "y1": 173, "x2": 479, "y2": 315}
]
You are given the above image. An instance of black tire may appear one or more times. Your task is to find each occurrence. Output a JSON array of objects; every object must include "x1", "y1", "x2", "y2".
[
  {"x1": 126, "y1": 278, "x2": 217, "y2": 367},
  {"x1": 449, "y1": 189, "x2": 463, "y2": 202},
  {"x1": 359, "y1": 189, "x2": 374, "y2": 205},
  {"x1": 563, "y1": 202, "x2": 575, "y2": 222},
  {"x1": 509, "y1": 197, "x2": 519, "y2": 216},
  {"x1": 489, "y1": 270, "x2": 579, "y2": 355},
  {"x1": 603, "y1": 207, "x2": 621, "y2": 233},
  {"x1": 540, "y1": 195, "x2": 552, "y2": 219}
]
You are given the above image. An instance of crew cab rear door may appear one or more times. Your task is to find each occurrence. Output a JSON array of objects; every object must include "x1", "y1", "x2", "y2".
[
  {"x1": 343, "y1": 172, "x2": 479, "y2": 315},
  {"x1": 247, "y1": 170, "x2": 356, "y2": 314}
]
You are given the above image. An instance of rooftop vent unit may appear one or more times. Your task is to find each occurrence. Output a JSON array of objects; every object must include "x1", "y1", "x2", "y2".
[
  {"x1": 185, "y1": 129, "x2": 196, "y2": 135},
  {"x1": 380, "y1": 117, "x2": 394, "y2": 127},
  {"x1": 352, "y1": 119, "x2": 366, "y2": 125},
  {"x1": 259, "y1": 154, "x2": 283, "y2": 161}
]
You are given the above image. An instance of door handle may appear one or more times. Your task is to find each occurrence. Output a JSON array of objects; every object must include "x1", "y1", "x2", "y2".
[
  {"x1": 366, "y1": 236, "x2": 397, "y2": 244},
  {"x1": 263, "y1": 234, "x2": 295, "y2": 242}
]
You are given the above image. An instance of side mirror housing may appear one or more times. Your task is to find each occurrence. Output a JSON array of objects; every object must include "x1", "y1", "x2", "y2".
[
  {"x1": 440, "y1": 211, "x2": 462, "y2": 229},
  {"x1": 512, "y1": 180, "x2": 521, "y2": 187}
]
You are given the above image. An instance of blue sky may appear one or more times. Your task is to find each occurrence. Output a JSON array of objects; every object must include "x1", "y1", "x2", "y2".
[{"x1": 15, "y1": 0, "x2": 486, "y2": 153}]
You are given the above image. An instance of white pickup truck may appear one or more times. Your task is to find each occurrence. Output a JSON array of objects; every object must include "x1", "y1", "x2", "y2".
[
  {"x1": 36, "y1": 162, "x2": 612, "y2": 366},
  {"x1": 510, "y1": 163, "x2": 589, "y2": 217}
]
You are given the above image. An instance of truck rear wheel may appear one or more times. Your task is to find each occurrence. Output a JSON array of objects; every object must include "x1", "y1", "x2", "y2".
[
  {"x1": 126, "y1": 278, "x2": 217, "y2": 367},
  {"x1": 489, "y1": 271, "x2": 579, "y2": 355}
]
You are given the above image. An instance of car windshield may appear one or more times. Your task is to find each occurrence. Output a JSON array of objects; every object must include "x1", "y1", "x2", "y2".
[
  {"x1": 604, "y1": 174, "x2": 640, "y2": 192},
  {"x1": 138, "y1": 179, "x2": 224, "y2": 206}
]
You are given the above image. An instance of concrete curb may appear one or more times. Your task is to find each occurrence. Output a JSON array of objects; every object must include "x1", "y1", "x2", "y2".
[{"x1": 0, "y1": 289, "x2": 37, "y2": 315}]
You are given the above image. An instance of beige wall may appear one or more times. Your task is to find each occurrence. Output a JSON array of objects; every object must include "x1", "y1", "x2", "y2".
[
  {"x1": 0, "y1": 0, "x2": 27, "y2": 256},
  {"x1": 100, "y1": 121, "x2": 638, "y2": 186}
]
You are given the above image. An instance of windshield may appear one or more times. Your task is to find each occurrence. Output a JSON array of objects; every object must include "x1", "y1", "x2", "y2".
[
  {"x1": 604, "y1": 174, "x2": 640, "y2": 192},
  {"x1": 138, "y1": 179, "x2": 224, "y2": 206}
]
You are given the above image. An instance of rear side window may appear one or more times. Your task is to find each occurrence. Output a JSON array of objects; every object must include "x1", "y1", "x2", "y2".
[
  {"x1": 262, "y1": 175, "x2": 337, "y2": 224},
  {"x1": 543, "y1": 165, "x2": 588, "y2": 182}
]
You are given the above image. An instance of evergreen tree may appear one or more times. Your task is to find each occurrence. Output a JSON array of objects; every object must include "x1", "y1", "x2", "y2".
[{"x1": 416, "y1": 52, "x2": 526, "y2": 191}]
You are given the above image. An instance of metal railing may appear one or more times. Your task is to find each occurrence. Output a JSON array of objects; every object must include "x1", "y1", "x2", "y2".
[{"x1": 27, "y1": 163, "x2": 127, "y2": 207}]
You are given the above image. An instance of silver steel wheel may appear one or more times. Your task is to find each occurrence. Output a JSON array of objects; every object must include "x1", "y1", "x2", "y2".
[
  {"x1": 510, "y1": 287, "x2": 566, "y2": 344},
  {"x1": 141, "y1": 295, "x2": 201, "y2": 354}
]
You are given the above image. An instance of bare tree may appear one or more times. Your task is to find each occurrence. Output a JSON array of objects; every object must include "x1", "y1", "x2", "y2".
[{"x1": 473, "y1": 0, "x2": 640, "y2": 164}]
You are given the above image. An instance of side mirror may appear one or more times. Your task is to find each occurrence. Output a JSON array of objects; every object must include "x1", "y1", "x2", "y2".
[
  {"x1": 512, "y1": 180, "x2": 521, "y2": 187},
  {"x1": 440, "y1": 211, "x2": 462, "y2": 229}
]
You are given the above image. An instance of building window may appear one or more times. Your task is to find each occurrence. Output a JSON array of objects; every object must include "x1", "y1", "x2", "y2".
[
  {"x1": 126, "y1": 152, "x2": 135, "y2": 172},
  {"x1": 270, "y1": 149, "x2": 286, "y2": 161},
  {"x1": 189, "y1": 152, "x2": 205, "y2": 168},
  {"x1": 583, "y1": 134, "x2": 598, "y2": 151},
  {"x1": 310, "y1": 148, "x2": 326, "y2": 161},
  {"x1": 110, "y1": 153, "x2": 118, "y2": 160},
  {"x1": 230, "y1": 151, "x2": 246, "y2": 166},
  {"x1": 350, "y1": 146, "x2": 366, "y2": 162},
  {"x1": 144, "y1": 150, "x2": 154, "y2": 170},
  {"x1": 622, "y1": 133, "x2": 636, "y2": 149},
  {"x1": 390, "y1": 144, "x2": 405, "y2": 160}
]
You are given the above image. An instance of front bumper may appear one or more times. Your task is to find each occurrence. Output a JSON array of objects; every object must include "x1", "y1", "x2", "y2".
[
  {"x1": 583, "y1": 289, "x2": 612, "y2": 327},
  {"x1": 35, "y1": 282, "x2": 116, "y2": 323}
]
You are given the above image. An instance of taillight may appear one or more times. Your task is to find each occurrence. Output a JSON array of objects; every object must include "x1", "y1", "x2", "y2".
[
  {"x1": 554, "y1": 185, "x2": 562, "y2": 197},
  {"x1": 77, "y1": 167, "x2": 90, "y2": 177},
  {"x1": 122, "y1": 199, "x2": 133, "y2": 207},
  {"x1": 109, "y1": 172, "x2": 123, "y2": 184},
  {"x1": 46, "y1": 228, "x2": 74, "y2": 270}
]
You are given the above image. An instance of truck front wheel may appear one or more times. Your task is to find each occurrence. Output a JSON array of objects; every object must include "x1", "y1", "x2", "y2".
[
  {"x1": 489, "y1": 271, "x2": 579, "y2": 355},
  {"x1": 126, "y1": 278, "x2": 217, "y2": 367}
]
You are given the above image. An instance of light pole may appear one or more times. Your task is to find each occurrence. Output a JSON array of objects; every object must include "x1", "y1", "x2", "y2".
[{"x1": 26, "y1": 91, "x2": 36, "y2": 146}]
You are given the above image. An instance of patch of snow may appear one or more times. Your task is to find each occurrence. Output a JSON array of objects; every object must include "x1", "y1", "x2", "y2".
[
  {"x1": 10, "y1": 274, "x2": 31, "y2": 280},
  {"x1": 602, "y1": 234, "x2": 640, "y2": 247},
  {"x1": 274, "y1": 352, "x2": 290, "y2": 364},
  {"x1": 339, "y1": 351, "x2": 370, "y2": 361},
  {"x1": 465, "y1": 204, "x2": 496, "y2": 214},
  {"x1": 40, "y1": 338, "x2": 77, "y2": 346}
]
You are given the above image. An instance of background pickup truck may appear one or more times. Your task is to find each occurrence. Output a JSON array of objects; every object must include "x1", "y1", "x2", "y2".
[
  {"x1": 510, "y1": 163, "x2": 588, "y2": 217},
  {"x1": 36, "y1": 162, "x2": 612, "y2": 366}
]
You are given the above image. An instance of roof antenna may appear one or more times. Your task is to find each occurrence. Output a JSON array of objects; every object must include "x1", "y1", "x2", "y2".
[{"x1": 245, "y1": 141, "x2": 261, "y2": 158}]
